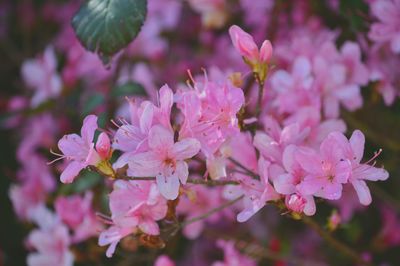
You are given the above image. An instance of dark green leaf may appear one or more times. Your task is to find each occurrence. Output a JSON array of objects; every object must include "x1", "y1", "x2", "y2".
[
  {"x1": 112, "y1": 81, "x2": 147, "y2": 98},
  {"x1": 59, "y1": 170, "x2": 103, "y2": 194},
  {"x1": 72, "y1": 0, "x2": 147, "y2": 63},
  {"x1": 82, "y1": 94, "x2": 105, "y2": 116}
]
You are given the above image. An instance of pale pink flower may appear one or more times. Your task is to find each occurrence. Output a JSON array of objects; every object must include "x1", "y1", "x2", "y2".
[
  {"x1": 127, "y1": 125, "x2": 201, "y2": 199},
  {"x1": 98, "y1": 226, "x2": 134, "y2": 258},
  {"x1": 113, "y1": 85, "x2": 173, "y2": 169},
  {"x1": 109, "y1": 180, "x2": 167, "y2": 235},
  {"x1": 296, "y1": 132, "x2": 352, "y2": 200},
  {"x1": 177, "y1": 75, "x2": 244, "y2": 157},
  {"x1": 56, "y1": 115, "x2": 100, "y2": 183},
  {"x1": 230, "y1": 158, "x2": 280, "y2": 222},
  {"x1": 212, "y1": 240, "x2": 256, "y2": 266},
  {"x1": 21, "y1": 46, "x2": 62, "y2": 107},
  {"x1": 99, "y1": 180, "x2": 168, "y2": 257},
  {"x1": 369, "y1": 0, "x2": 400, "y2": 53},
  {"x1": 254, "y1": 116, "x2": 309, "y2": 164},
  {"x1": 274, "y1": 145, "x2": 316, "y2": 215},
  {"x1": 27, "y1": 223, "x2": 73, "y2": 266},
  {"x1": 345, "y1": 130, "x2": 389, "y2": 205},
  {"x1": 55, "y1": 192, "x2": 101, "y2": 242}
]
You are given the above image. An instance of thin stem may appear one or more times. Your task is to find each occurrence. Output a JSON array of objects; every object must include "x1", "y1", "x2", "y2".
[
  {"x1": 120, "y1": 175, "x2": 240, "y2": 186},
  {"x1": 302, "y1": 216, "x2": 372, "y2": 266},
  {"x1": 255, "y1": 79, "x2": 265, "y2": 118},
  {"x1": 181, "y1": 195, "x2": 244, "y2": 227},
  {"x1": 228, "y1": 158, "x2": 260, "y2": 179}
]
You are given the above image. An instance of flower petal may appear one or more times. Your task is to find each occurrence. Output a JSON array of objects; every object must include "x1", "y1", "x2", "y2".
[
  {"x1": 172, "y1": 138, "x2": 201, "y2": 160},
  {"x1": 351, "y1": 179, "x2": 372, "y2": 206},
  {"x1": 60, "y1": 161, "x2": 85, "y2": 184},
  {"x1": 156, "y1": 174, "x2": 180, "y2": 200}
]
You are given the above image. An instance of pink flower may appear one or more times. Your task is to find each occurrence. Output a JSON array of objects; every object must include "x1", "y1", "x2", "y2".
[
  {"x1": 273, "y1": 145, "x2": 316, "y2": 215},
  {"x1": 99, "y1": 180, "x2": 168, "y2": 257},
  {"x1": 21, "y1": 46, "x2": 62, "y2": 107},
  {"x1": 229, "y1": 158, "x2": 280, "y2": 222},
  {"x1": 113, "y1": 85, "x2": 173, "y2": 169},
  {"x1": 55, "y1": 192, "x2": 101, "y2": 242},
  {"x1": 109, "y1": 180, "x2": 168, "y2": 235},
  {"x1": 296, "y1": 132, "x2": 352, "y2": 200},
  {"x1": 254, "y1": 116, "x2": 309, "y2": 164},
  {"x1": 98, "y1": 226, "x2": 134, "y2": 258},
  {"x1": 27, "y1": 224, "x2": 73, "y2": 266},
  {"x1": 369, "y1": 0, "x2": 400, "y2": 53},
  {"x1": 127, "y1": 125, "x2": 201, "y2": 199},
  {"x1": 56, "y1": 115, "x2": 100, "y2": 183},
  {"x1": 345, "y1": 130, "x2": 389, "y2": 205},
  {"x1": 96, "y1": 132, "x2": 111, "y2": 160},
  {"x1": 177, "y1": 74, "x2": 244, "y2": 157}
]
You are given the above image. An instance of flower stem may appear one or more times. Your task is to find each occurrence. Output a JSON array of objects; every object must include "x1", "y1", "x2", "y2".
[
  {"x1": 181, "y1": 195, "x2": 244, "y2": 227},
  {"x1": 121, "y1": 175, "x2": 240, "y2": 186},
  {"x1": 255, "y1": 79, "x2": 265, "y2": 118},
  {"x1": 228, "y1": 157, "x2": 260, "y2": 179}
]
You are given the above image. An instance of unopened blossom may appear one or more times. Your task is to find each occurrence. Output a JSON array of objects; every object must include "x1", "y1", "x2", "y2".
[
  {"x1": 155, "y1": 255, "x2": 175, "y2": 266},
  {"x1": 229, "y1": 25, "x2": 273, "y2": 82},
  {"x1": 127, "y1": 125, "x2": 201, "y2": 200}
]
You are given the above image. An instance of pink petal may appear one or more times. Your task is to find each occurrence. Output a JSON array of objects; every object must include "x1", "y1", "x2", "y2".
[
  {"x1": 81, "y1": 115, "x2": 98, "y2": 145},
  {"x1": 148, "y1": 125, "x2": 174, "y2": 151},
  {"x1": 349, "y1": 130, "x2": 365, "y2": 163},
  {"x1": 229, "y1": 25, "x2": 259, "y2": 61},
  {"x1": 293, "y1": 56, "x2": 311, "y2": 79},
  {"x1": 175, "y1": 161, "x2": 189, "y2": 184},
  {"x1": 259, "y1": 40, "x2": 273, "y2": 63},
  {"x1": 351, "y1": 179, "x2": 372, "y2": 205},
  {"x1": 139, "y1": 102, "x2": 154, "y2": 134},
  {"x1": 303, "y1": 195, "x2": 316, "y2": 216},
  {"x1": 172, "y1": 138, "x2": 201, "y2": 160},
  {"x1": 274, "y1": 174, "x2": 295, "y2": 195},
  {"x1": 295, "y1": 147, "x2": 323, "y2": 175},
  {"x1": 156, "y1": 174, "x2": 180, "y2": 200},
  {"x1": 58, "y1": 133, "x2": 86, "y2": 158},
  {"x1": 139, "y1": 219, "x2": 160, "y2": 235},
  {"x1": 127, "y1": 151, "x2": 162, "y2": 177},
  {"x1": 60, "y1": 161, "x2": 85, "y2": 183}
]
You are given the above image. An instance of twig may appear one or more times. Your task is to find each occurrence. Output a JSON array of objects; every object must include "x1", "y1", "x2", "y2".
[
  {"x1": 181, "y1": 195, "x2": 244, "y2": 226},
  {"x1": 120, "y1": 175, "x2": 240, "y2": 186},
  {"x1": 302, "y1": 216, "x2": 372, "y2": 266},
  {"x1": 228, "y1": 158, "x2": 260, "y2": 179}
]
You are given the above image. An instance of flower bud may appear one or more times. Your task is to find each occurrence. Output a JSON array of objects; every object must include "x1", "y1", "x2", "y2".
[
  {"x1": 229, "y1": 25, "x2": 259, "y2": 62},
  {"x1": 285, "y1": 194, "x2": 306, "y2": 213},
  {"x1": 96, "y1": 132, "x2": 111, "y2": 160},
  {"x1": 260, "y1": 40, "x2": 273, "y2": 64}
]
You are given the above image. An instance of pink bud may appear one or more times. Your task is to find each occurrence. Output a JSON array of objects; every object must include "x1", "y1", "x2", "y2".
[
  {"x1": 285, "y1": 194, "x2": 306, "y2": 213},
  {"x1": 260, "y1": 40, "x2": 273, "y2": 63},
  {"x1": 96, "y1": 132, "x2": 111, "y2": 160},
  {"x1": 229, "y1": 25, "x2": 259, "y2": 61}
]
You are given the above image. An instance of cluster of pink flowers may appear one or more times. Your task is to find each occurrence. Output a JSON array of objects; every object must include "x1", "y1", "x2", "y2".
[{"x1": 4, "y1": 0, "x2": 399, "y2": 265}]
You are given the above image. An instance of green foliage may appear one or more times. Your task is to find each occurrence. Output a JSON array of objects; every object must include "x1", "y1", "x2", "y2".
[
  {"x1": 112, "y1": 81, "x2": 147, "y2": 98},
  {"x1": 82, "y1": 94, "x2": 105, "y2": 116},
  {"x1": 59, "y1": 170, "x2": 103, "y2": 194},
  {"x1": 72, "y1": 0, "x2": 147, "y2": 64}
]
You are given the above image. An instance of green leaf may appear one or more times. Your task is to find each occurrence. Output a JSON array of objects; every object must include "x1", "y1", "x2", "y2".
[
  {"x1": 82, "y1": 94, "x2": 105, "y2": 116},
  {"x1": 112, "y1": 81, "x2": 147, "y2": 98},
  {"x1": 59, "y1": 170, "x2": 103, "y2": 194},
  {"x1": 72, "y1": 0, "x2": 147, "y2": 64}
]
